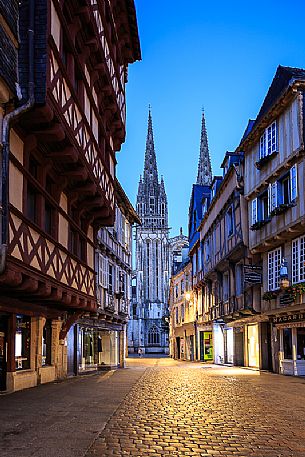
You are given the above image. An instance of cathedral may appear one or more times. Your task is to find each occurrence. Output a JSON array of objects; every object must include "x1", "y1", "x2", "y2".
[{"x1": 128, "y1": 109, "x2": 188, "y2": 354}]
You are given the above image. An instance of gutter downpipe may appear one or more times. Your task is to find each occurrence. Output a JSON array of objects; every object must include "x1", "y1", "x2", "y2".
[{"x1": 0, "y1": 0, "x2": 35, "y2": 274}]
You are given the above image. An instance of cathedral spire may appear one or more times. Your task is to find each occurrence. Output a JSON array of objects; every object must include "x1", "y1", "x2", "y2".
[
  {"x1": 143, "y1": 107, "x2": 158, "y2": 183},
  {"x1": 196, "y1": 108, "x2": 212, "y2": 186}
]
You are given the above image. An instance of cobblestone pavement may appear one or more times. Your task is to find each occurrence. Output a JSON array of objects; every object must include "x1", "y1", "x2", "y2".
[
  {"x1": 0, "y1": 368, "x2": 145, "y2": 457},
  {"x1": 87, "y1": 358, "x2": 305, "y2": 457}
]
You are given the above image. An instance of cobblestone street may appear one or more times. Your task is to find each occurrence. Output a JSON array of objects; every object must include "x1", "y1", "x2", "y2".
[
  {"x1": 88, "y1": 358, "x2": 305, "y2": 457},
  {"x1": 1, "y1": 358, "x2": 305, "y2": 456}
]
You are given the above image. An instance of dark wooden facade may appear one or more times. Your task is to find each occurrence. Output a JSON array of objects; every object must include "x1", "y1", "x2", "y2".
[{"x1": 0, "y1": 0, "x2": 140, "y2": 391}]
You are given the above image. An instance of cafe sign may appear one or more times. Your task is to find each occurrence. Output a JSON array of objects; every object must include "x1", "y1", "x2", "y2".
[{"x1": 272, "y1": 312, "x2": 305, "y2": 324}]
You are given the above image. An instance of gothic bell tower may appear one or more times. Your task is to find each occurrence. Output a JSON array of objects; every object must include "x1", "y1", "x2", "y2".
[{"x1": 128, "y1": 108, "x2": 170, "y2": 354}]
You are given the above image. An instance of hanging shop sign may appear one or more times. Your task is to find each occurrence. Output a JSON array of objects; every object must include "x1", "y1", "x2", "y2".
[
  {"x1": 244, "y1": 265, "x2": 262, "y2": 284},
  {"x1": 272, "y1": 312, "x2": 305, "y2": 324}
]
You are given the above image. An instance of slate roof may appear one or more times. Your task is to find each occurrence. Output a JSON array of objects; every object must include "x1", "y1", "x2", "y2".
[{"x1": 241, "y1": 66, "x2": 305, "y2": 144}]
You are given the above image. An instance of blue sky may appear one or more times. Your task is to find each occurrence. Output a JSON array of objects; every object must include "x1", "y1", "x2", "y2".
[{"x1": 116, "y1": 0, "x2": 305, "y2": 237}]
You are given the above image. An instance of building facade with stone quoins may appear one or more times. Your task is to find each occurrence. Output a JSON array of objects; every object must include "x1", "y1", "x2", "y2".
[{"x1": 0, "y1": 0, "x2": 140, "y2": 392}]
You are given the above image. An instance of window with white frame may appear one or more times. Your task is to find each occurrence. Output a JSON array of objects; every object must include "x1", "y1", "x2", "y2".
[
  {"x1": 268, "y1": 164, "x2": 298, "y2": 213},
  {"x1": 251, "y1": 191, "x2": 270, "y2": 226},
  {"x1": 259, "y1": 121, "x2": 277, "y2": 159},
  {"x1": 98, "y1": 254, "x2": 108, "y2": 288},
  {"x1": 292, "y1": 235, "x2": 305, "y2": 284},
  {"x1": 268, "y1": 247, "x2": 281, "y2": 291}
]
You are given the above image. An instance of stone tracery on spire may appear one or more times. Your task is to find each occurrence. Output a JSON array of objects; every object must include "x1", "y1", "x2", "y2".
[{"x1": 196, "y1": 109, "x2": 212, "y2": 186}]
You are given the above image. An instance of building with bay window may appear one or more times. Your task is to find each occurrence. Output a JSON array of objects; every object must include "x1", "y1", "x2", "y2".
[{"x1": 0, "y1": 0, "x2": 140, "y2": 392}]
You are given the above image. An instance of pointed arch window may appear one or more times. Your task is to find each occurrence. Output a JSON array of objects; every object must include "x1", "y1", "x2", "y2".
[{"x1": 148, "y1": 325, "x2": 160, "y2": 346}]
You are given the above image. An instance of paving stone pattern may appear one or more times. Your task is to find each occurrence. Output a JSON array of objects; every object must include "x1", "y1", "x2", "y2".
[{"x1": 87, "y1": 359, "x2": 305, "y2": 457}]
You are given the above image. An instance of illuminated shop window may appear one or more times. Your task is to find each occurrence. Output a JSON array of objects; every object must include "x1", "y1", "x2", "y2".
[{"x1": 15, "y1": 315, "x2": 31, "y2": 370}]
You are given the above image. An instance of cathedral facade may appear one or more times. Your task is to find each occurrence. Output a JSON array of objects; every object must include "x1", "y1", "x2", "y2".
[{"x1": 128, "y1": 110, "x2": 170, "y2": 353}]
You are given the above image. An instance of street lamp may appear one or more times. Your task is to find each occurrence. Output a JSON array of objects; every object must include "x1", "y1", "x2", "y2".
[
  {"x1": 185, "y1": 292, "x2": 191, "y2": 301},
  {"x1": 279, "y1": 258, "x2": 290, "y2": 289}
]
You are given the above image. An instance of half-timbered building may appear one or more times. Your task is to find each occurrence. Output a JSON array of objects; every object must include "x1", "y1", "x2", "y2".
[
  {"x1": 0, "y1": 0, "x2": 140, "y2": 392},
  {"x1": 241, "y1": 66, "x2": 305, "y2": 376},
  {"x1": 66, "y1": 179, "x2": 140, "y2": 375}
]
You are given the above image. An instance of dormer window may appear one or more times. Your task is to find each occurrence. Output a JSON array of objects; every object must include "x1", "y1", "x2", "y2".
[
  {"x1": 259, "y1": 121, "x2": 277, "y2": 159},
  {"x1": 202, "y1": 198, "x2": 208, "y2": 216}
]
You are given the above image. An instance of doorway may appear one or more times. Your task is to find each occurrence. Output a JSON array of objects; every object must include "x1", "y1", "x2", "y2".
[
  {"x1": 0, "y1": 315, "x2": 8, "y2": 390},
  {"x1": 176, "y1": 337, "x2": 181, "y2": 359}
]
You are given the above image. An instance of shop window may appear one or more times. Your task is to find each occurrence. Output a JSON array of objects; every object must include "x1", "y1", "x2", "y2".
[
  {"x1": 268, "y1": 247, "x2": 281, "y2": 291},
  {"x1": 42, "y1": 320, "x2": 52, "y2": 366},
  {"x1": 283, "y1": 328, "x2": 293, "y2": 359},
  {"x1": 15, "y1": 315, "x2": 31, "y2": 370},
  {"x1": 297, "y1": 328, "x2": 305, "y2": 360}
]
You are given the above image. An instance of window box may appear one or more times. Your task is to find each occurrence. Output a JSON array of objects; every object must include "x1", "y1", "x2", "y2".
[
  {"x1": 270, "y1": 201, "x2": 296, "y2": 216},
  {"x1": 262, "y1": 290, "x2": 279, "y2": 301},
  {"x1": 250, "y1": 218, "x2": 271, "y2": 231},
  {"x1": 286, "y1": 282, "x2": 305, "y2": 300},
  {"x1": 255, "y1": 150, "x2": 278, "y2": 170}
]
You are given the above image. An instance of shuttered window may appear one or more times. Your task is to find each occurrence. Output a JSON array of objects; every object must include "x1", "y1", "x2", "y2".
[
  {"x1": 268, "y1": 182, "x2": 278, "y2": 213},
  {"x1": 268, "y1": 247, "x2": 281, "y2": 291},
  {"x1": 251, "y1": 198, "x2": 258, "y2": 225},
  {"x1": 259, "y1": 121, "x2": 277, "y2": 159},
  {"x1": 290, "y1": 164, "x2": 298, "y2": 201},
  {"x1": 98, "y1": 254, "x2": 108, "y2": 288},
  {"x1": 292, "y1": 236, "x2": 305, "y2": 284}
]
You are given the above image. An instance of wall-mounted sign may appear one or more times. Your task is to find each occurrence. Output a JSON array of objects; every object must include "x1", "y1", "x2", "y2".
[
  {"x1": 279, "y1": 293, "x2": 294, "y2": 306},
  {"x1": 244, "y1": 265, "x2": 262, "y2": 284},
  {"x1": 272, "y1": 312, "x2": 305, "y2": 324}
]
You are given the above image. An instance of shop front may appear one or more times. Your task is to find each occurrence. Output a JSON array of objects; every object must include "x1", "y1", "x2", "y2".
[
  {"x1": 67, "y1": 320, "x2": 123, "y2": 375},
  {"x1": 213, "y1": 323, "x2": 234, "y2": 365},
  {"x1": 198, "y1": 326, "x2": 213, "y2": 362},
  {"x1": 246, "y1": 323, "x2": 260, "y2": 368},
  {"x1": 272, "y1": 313, "x2": 305, "y2": 376}
]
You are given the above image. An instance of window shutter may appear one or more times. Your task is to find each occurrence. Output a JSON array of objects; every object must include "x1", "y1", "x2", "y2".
[
  {"x1": 290, "y1": 164, "x2": 298, "y2": 201},
  {"x1": 115, "y1": 266, "x2": 120, "y2": 293},
  {"x1": 103, "y1": 257, "x2": 108, "y2": 289},
  {"x1": 268, "y1": 182, "x2": 278, "y2": 213},
  {"x1": 98, "y1": 254, "x2": 103, "y2": 286},
  {"x1": 251, "y1": 198, "x2": 258, "y2": 225}
]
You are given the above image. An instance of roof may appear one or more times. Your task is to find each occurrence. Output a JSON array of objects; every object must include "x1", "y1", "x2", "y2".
[
  {"x1": 125, "y1": 0, "x2": 142, "y2": 62},
  {"x1": 115, "y1": 178, "x2": 141, "y2": 224},
  {"x1": 241, "y1": 66, "x2": 305, "y2": 144}
]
